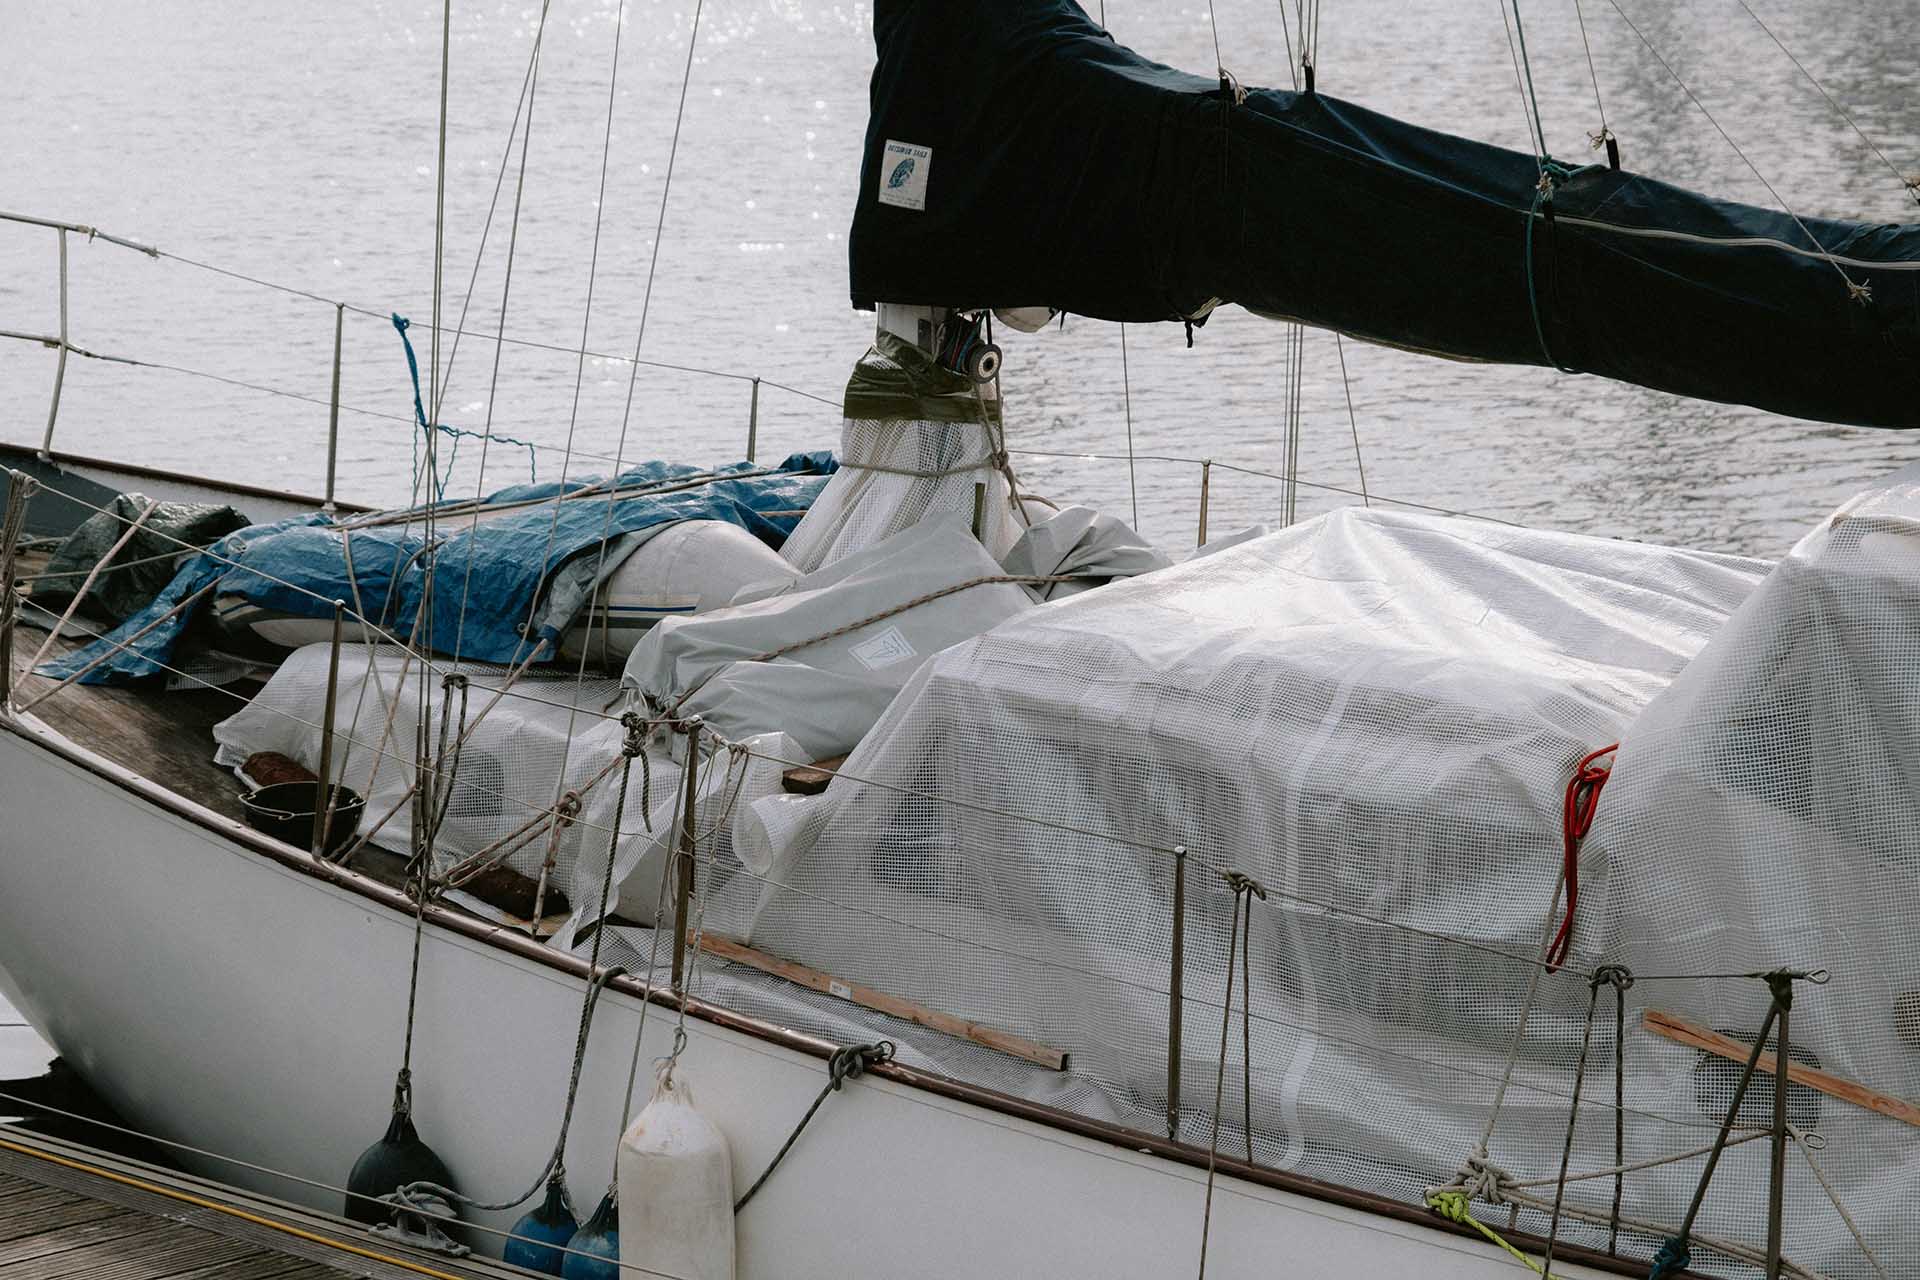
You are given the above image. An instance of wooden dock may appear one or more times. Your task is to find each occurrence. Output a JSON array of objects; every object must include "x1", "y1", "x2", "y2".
[{"x1": 0, "y1": 1124, "x2": 528, "y2": 1280}]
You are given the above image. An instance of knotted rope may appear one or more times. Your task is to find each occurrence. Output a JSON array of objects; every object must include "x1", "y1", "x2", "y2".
[
  {"x1": 733, "y1": 1041, "x2": 895, "y2": 1213},
  {"x1": 1426, "y1": 1189, "x2": 1543, "y2": 1275}
]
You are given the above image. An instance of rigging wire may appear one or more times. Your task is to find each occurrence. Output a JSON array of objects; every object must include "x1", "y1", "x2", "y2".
[
  {"x1": 423, "y1": 0, "x2": 551, "y2": 435},
  {"x1": 549, "y1": 0, "x2": 709, "y2": 891},
  {"x1": 1570, "y1": 0, "x2": 1614, "y2": 156},
  {"x1": 1274, "y1": 0, "x2": 1299, "y2": 89},
  {"x1": 0, "y1": 328, "x2": 794, "y2": 475},
  {"x1": 1497, "y1": 1, "x2": 1548, "y2": 166},
  {"x1": 1598, "y1": 0, "x2": 1870, "y2": 301},
  {"x1": 1333, "y1": 334, "x2": 1369, "y2": 506},
  {"x1": 1504, "y1": 0, "x2": 1551, "y2": 169},
  {"x1": 1007, "y1": 447, "x2": 1521, "y2": 524},
  {"x1": 1729, "y1": 0, "x2": 1918, "y2": 206},
  {"x1": 450, "y1": 0, "x2": 553, "y2": 668}
]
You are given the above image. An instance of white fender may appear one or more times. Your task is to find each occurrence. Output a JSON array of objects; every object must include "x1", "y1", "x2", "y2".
[{"x1": 617, "y1": 1071, "x2": 736, "y2": 1280}]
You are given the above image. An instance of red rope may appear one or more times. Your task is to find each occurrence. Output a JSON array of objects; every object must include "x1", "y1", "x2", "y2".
[{"x1": 1544, "y1": 742, "x2": 1618, "y2": 973}]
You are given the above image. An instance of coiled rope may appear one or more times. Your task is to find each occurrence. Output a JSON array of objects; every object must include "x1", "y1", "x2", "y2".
[{"x1": 1545, "y1": 742, "x2": 1617, "y2": 972}]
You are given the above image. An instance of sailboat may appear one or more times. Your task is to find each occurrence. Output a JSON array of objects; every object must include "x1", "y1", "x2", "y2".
[{"x1": 0, "y1": 2, "x2": 1914, "y2": 1278}]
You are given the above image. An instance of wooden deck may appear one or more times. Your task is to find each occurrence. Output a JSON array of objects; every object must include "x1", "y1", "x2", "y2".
[
  {"x1": 0, "y1": 1125, "x2": 526, "y2": 1280},
  {"x1": 7, "y1": 551, "x2": 254, "y2": 822}
]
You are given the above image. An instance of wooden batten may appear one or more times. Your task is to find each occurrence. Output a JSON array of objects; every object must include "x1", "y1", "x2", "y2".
[
  {"x1": 1643, "y1": 1008, "x2": 1920, "y2": 1130},
  {"x1": 695, "y1": 931, "x2": 1068, "y2": 1072},
  {"x1": 780, "y1": 753, "x2": 849, "y2": 796}
]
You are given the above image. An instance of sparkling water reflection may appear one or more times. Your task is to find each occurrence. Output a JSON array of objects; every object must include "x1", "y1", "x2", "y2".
[{"x1": 1, "y1": 1, "x2": 1915, "y2": 560}]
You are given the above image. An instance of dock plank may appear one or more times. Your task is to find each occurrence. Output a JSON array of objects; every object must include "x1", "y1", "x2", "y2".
[
  {"x1": 0, "y1": 1127, "x2": 543, "y2": 1280},
  {"x1": 8, "y1": 1220, "x2": 252, "y2": 1280},
  {"x1": 0, "y1": 1186, "x2": 86, "y2": 1222},
  {"x1": 166, "y1": 1256, "x2": 337, "y2": 1280},
  {"x1": 0, "y1": 1212, "x2": 144, "y2": 1264}
]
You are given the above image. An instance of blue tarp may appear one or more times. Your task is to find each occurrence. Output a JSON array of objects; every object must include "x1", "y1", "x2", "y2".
[{"x1": 40, "y1": 453, "x2": 837, "y2": 684}]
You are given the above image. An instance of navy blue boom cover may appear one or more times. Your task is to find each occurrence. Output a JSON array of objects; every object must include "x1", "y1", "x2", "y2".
[{"x1": 848, "y1": 0, "x2": 1920, "y2": 428}]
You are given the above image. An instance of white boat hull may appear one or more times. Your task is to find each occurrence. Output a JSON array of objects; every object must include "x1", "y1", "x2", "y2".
[{"x1": 0, "y1": 712, "x2": 1617, "y2": 1279}]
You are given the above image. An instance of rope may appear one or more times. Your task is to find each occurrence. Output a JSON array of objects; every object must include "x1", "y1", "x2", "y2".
[
  {"x1": 537, "y1": 0, "x2": 707, "y2": 866},
  {"x1": 13, "y1": 542, "x2": 198, "y2": 583},
  {"x1": 384, "y1": 963, "x2": 627, "y2": 1220},
  {"x1": 423, "y1": 0, "x2": 551, "y2": 439},
  {"x1": 1501, "y1": 1129, "x2": 1768, "y2": 1190},
  {"x1": 1502, "y1": 1183, "x2": 1827, "y2": 1280},
  {"x1": 383, "y1": 721, "x2": 646, "y2": 1228},
  {"x1": 1545, "y1": 743, "x2": 1616, "y2": 972},
  {"x1": 0, "y1": 209, "x2": 839, "y2": 410},
  {"x1": 1275, "y1": 0, "x2": 1300, "y2": 91},
  {"x1": 1472, "y1": 874, "x2": 1566, "y2": 1159},
  {"x1": 0, "y1": 1097, "x2": 688, "y2": 1278},
  {"x1": 1006, "y1": 448, "x2": 1524, "y2": 525},
  {"x1": 1426, "y1": 1190, "x2": 1543, "y2": 1274},
  {"x1": 1195, "y1": 869, "x2": 1265, "y2": 1279},
  {"x1": 1789, "y1": 1126, "x2": 1890, "y2": 1280},
  {"x1": 1647, "y1": 1236, "x2": 1691, "y2": 1279},
  {"x1": 732, "y1": 1041, "x2": 894, "y2": 1213}
]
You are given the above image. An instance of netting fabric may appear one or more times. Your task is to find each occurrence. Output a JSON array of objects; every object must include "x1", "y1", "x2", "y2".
[
  {"x1": 213, "y1": 646, "x2": 686, "y2": 938},
  {"x1": 1593, "y1": 476, "x2": 1920, "y2": 1275},
  {"x1": 700, "y1": 505, "x2": 1920, "y2": 1277}
]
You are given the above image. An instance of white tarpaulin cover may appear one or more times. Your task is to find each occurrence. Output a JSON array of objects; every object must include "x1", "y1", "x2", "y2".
[
  {"x1": 1590, "y1": 477, "x2": 1920, "y2": 1274},
  {"x1": 697, "y1": 504, "x2": 1920, "y2": 1277},
  {"x1": 209, "y1": 648, "x2": 796, "y2": 940},
  {"x1": 999, "y1": 505, "x2": 1172, "y2": 599},
  {"x1": 624, "y1": 519, "x2": 1033, "y2": 758}
]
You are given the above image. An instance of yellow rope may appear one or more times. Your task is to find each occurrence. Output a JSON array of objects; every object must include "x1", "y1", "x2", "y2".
[
  {"x1": 0, "y1": 1134, "x2": 479, "y2": 1280},
  {"x1": 1426, "y1": 1189, "x2": 1544, "y2": 1275}
]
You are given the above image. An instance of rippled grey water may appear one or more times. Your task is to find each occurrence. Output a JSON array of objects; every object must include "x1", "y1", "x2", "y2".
[{"x1": 2, "y1": 0, "x2": 1918, "y2": 559}]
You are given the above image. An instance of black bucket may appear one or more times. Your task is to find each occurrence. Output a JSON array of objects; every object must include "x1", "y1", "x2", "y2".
[{"x1": 240, "y1": 781, "x2": 367, "y2": 857}]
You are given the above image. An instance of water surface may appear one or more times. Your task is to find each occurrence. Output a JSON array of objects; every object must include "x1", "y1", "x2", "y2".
[{"x1": 2, "y1": 0, "x2": 1915, "y2": 557}]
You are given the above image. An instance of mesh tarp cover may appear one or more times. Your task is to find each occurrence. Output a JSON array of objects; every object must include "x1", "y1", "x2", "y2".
[{"x1": 693, "y1": 506, "x2": 1902, "y2": 1277}]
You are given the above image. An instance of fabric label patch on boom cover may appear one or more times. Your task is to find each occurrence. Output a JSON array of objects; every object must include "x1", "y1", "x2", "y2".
[
  {"x1": 878, "y1": 140, "x2": 931, "y2": 210},
  {"x1": 850, "y1": 624, "x2": 918, "y2": 671}
]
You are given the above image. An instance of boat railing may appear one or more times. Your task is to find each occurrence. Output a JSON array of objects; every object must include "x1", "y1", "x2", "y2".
[
  {"x1": 0, "y1": 455, "x2": 1871, "y2": 1278},
  {"x1": 0, "y1": 208, "x2": 1529, "y2": 539},
  {"x1": 0, "y1": 208, "x2": 839, "y2": 505}
]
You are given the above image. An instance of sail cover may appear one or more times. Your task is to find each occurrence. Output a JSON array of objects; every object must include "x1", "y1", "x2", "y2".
[{"x1": 849, "y1": 0, "x2": 1920, "y2": 428}]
